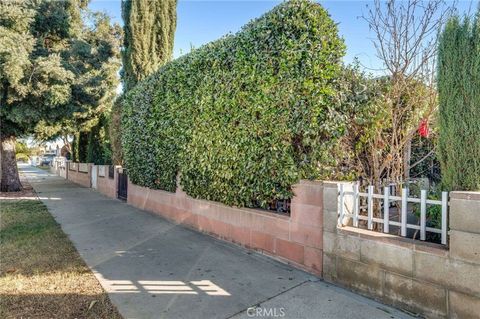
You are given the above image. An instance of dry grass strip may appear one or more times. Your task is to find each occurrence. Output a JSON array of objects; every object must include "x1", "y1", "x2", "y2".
[{"x1": 0, "y1": 199, "x2": 122, "y2": 319}]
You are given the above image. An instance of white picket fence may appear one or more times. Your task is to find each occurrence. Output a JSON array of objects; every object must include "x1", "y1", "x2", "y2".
[{"x1": 338, "y1": 184, "x2": 449, "y2": 245}]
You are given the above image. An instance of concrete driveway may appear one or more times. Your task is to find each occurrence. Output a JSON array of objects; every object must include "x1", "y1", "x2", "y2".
[{"x1": 22, "y1": 165, "x2": 413, "y2": 319}]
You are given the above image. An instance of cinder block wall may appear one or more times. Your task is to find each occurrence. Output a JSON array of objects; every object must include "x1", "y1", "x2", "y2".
[
  {"x1": 66, "y1": 163, "x2": 92, "y2": 188},
  {"x1": 96, "y1": 165, "x2": 117, "y2": 199},
  {"x1": 51, "y1": 160, "x2": 67, "y2": 179},
  {"x1": 322, "y1": 182, "x2": 480, "y2": 319},
  {"x1": 127, "y1": 179, "x2": 324, "y2": 275},
  {"x1": 58, "y1": 166, "x2": 67, "y2": 179}
]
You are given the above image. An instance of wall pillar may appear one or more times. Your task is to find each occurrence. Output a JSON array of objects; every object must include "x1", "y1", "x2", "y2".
[
  {"x1": 290, "y1": 180, "x2": 324, "y2": 276},
  {"x1": 448, "y1": 191, "x2": 480, "y2": 318},
  {"x1": 65, "y1": 160, "x2": 70, "y2": 180}
]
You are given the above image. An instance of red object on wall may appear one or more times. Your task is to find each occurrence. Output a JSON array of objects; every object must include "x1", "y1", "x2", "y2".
[{"x1": 418, "y1": 119, "x2": 429, "y2": 138}]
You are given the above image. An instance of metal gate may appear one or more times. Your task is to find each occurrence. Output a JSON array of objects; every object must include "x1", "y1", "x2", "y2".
[
  {"x1": 117, "y1": 169, "x2": 128, "y2": 200},
  {"x1": 91, "y1": 165, "x2": 98, "y2": 189}
]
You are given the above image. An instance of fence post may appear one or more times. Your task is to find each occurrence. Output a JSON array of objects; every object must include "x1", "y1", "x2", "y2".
[
  {"x1": 367, "y1": 185, "x2": 374, "y2": 230},
  {"x1": 65, "y1": 160, "x2": 70, "y2": 180},
  {"x1": 441, "y1": 191, "x2": 448, "y2": 245},
  {"x1": 353, "y1": 183, "x2": 359, "y2": 227},
  {"x1": 420, "y1": 189, "x2": 427, "y2": 240},
  {"x1": 338, "y1": 184, "x2": 344, "y2": 227},
  {"x1": 401, "y1": 188, "x2": 407, "y2": 237},
  {"x1": 383, "y1": 186, "x2": 390, "y2": 233}
]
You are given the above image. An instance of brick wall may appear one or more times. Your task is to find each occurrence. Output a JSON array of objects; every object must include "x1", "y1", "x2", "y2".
[
  {"x1": 96, "y1": 165, "x2": 117, "y2": 199},
  {"x1": 66, "y1": 162, "x2": 92, "y2": 188},
  {"x1": 49, "y1": 158, "x2": 67, "y2": 179},
  {"x1": 127, "y1": 179, "x2": 324, "y2": 275},
  {"x1": 322, "y1": 182, "x2": 480, "y2": 319}
]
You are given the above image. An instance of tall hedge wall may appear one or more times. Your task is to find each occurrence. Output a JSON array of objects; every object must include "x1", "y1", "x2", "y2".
[
  {"x1": 122, "y1": 0, "x2": 346, "y2": 208},
  {"x1": 437, "y1": 11, "x2": 480, "y2": 191}
]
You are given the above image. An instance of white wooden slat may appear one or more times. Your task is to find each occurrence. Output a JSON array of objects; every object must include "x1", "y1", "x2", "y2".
[
  {"x1": 403, "y1": 197, "x2": 442, "y2": 205},
  {"x1": 355, "y1": 192, "x2": 441, "y2": 204},
  {"x1": 383, "y1": 186, "x2": 389, "y2": 233},
  {"x1": 441, "y1": 192, "x2": 448, "y2": 245},
  {"x1": 353, "y1": 183, "x2": 359, "y2": 227},
  {"x1": 407, "y1": 224, "x2": 421, "y2": 230},
  {"x1": 420, "y1": 190, "x2": 427, "y2": 241},
  {"x1": 367, "y1": 186, "x2": 374, "y2": 230},
  {"x1": 339, "y1": 184, "x2": 345, "y2": 227},
  {"x1": 388, "y1": 195, "x2": 402, "y2": 201},
  {"x1": 426, "y1": 227, "x2": 442, "y2": 234},
  {"x1": 401, "y1": 188, "x2": 407, "y2": 237}
]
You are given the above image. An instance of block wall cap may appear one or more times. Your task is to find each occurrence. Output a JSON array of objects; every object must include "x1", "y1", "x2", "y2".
[{"x1": 450, "y1": 191, "x2": 480, "y2": 201}]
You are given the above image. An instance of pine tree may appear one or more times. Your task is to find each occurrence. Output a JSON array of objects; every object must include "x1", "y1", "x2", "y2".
[
  {"x1": 121, "y1": 0, "x2": 177, "y2": 91},
  {"x1": 86, "y1": 115, "x2": 111, "y2": 165},
  {"x1": 437, "y1": 8, "x2": 480, "y2": 191}
]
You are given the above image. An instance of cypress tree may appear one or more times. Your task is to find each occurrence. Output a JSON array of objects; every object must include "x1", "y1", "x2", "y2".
[
  {"x1": 86, "y1": 123, "x2": 102, "y2": 164},
  {"x1": 112, "y1": 0, "x2": 177, "y2": 164},
  {"x1": 75, "y1": 132, "x2": 89, "y2": 163},
  {"x1": 437, "y1": 8, "x2": 480, "y2": 191},
  {"x1": 121, "y1": 0, "x2": 177, "y2": 91}
]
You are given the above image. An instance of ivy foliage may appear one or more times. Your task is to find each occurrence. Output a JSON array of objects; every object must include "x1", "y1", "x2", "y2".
[{"x1": 122, "y1": 0, "x2": 346, "y2": 208}]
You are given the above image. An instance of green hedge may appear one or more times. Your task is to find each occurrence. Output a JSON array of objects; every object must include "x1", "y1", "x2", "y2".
[{"x1": 122, "y1": 0, "x2": 346, "y2": 208}]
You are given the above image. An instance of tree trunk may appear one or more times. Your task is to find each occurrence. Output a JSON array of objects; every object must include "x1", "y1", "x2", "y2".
[
  {"x1": 403, "y1": 138, "x2": 412, "y2": 181},
  {"x1": 0, "y1": 135, "x2": 22, "y2": 192}
]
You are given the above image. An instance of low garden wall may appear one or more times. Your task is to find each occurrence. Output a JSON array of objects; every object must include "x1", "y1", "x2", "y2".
[
  {"x1": 96, "y1": 165, "x2": 118, "y2": 199},
  {"x1": 66, "y1": 162, "x2": 92, "y2": 188},
  {"x1": 322, "y1": 182, "x2": 480, "y2": 319},
  {"x1": 48, "y1": 162, "x2": 480, "y2": 318},
  {"x1": 58, "y1": 165, "x2": 67, "y2": 179},
  {"x1": 127, "y1": 179, "x2": 324, "y2": 275},
  {"x1": 50, "y1": 157, "x2": 67, "y2": 179}
]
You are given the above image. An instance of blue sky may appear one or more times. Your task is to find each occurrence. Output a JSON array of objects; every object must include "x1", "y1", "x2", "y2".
[{"x1": 89, "y1": 0, "x2": 478, "y2": 72}]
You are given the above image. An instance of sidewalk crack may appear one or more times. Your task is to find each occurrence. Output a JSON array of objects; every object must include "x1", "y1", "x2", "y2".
[{"x1": 226, "y1": 279, "x2": 314, "y2": 319}]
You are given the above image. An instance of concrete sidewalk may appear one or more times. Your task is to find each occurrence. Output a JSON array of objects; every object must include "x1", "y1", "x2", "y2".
[{"x1": 22, "y1": 165, "x2": 413, "y2": 319}]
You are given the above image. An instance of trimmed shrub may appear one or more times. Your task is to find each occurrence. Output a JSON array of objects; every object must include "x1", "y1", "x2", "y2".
[
  {"x1": 437, "y1": 11, "x2": 480, "y2": 191},
  {"x1": 122, "y1": 0, "x2": 346, "y2": 207}
]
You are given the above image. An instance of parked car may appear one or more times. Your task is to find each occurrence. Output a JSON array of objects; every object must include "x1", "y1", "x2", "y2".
[{"x1": 40, "y1": 154, "x2": 56, "y2": 166}]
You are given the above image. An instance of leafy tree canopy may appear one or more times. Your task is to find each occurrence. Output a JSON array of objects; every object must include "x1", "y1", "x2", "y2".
[
  {"x1": 0, "y1": 0, "x2": 121, "y2": 190},
  {"x1": 0, "y1": 0, "x2": 121, "y2": 141}
]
